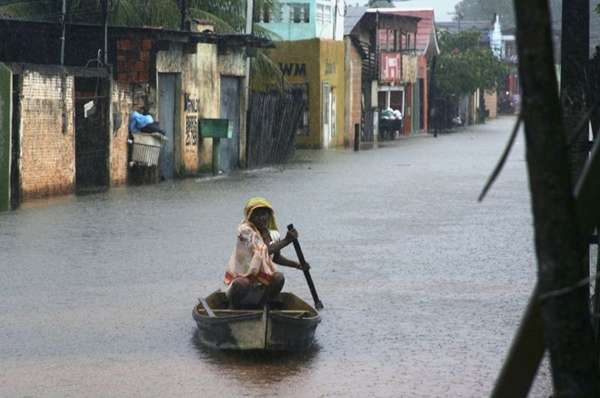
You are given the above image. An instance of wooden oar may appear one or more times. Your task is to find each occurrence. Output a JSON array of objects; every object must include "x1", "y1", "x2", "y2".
[{"x1": 287, "y1": 224, "x2": 324, "y2": 310}]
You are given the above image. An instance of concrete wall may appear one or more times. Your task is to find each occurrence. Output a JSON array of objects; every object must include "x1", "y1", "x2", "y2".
[
  {"x1": 484, "y1": 90, "x2": 498, "y2": 119},
  {"x1": 110, "y1": 81, "x2": 132, "y2": 185},
  {"x1": 195, "y1": 43, "x2": 220, "y2": 172},
  {"x1": 155, "y1": 42, "x2": 247, "y2": 175},
  {"x1": 19, "y1": 71, "x2": 75, "y2": 200}
]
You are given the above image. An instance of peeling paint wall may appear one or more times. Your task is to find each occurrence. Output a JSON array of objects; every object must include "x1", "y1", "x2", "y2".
[
  {"x1": 219, "y1": 50, "x2": 246, "y2": 77},
  {"x1": 195, "y1": 43, "x2": 220, "y2": 172},
  {"x1": 110, "y1": 81, "x2": 132, "y2": 185}
]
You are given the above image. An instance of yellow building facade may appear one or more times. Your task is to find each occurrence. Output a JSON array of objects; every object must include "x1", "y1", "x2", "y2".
[{"x1": 267, "y1": 39, "x2": 345, "y2": 148}]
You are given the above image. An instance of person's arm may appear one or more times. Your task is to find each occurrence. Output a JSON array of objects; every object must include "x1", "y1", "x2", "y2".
[
  {"x1": 129, "y1": 112, "x2": 139, "y2": 133},
  {"x1": 267, "y1": 228, "x2": 298, "y2": 254},
  {"x1": 273, "y1": 252, "x2": 309, "y2": 270}
]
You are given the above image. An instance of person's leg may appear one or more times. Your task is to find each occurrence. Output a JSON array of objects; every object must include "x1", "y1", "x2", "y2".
[
  {"x1": 140, "y1": 122, "x2": 166, "y2": 135},
  {"x1": 226, "y1": 277, "x2": 251, "y2": 309},
  {"x1": 263, "y1": 272, "x2": 285, "y2": 304}
]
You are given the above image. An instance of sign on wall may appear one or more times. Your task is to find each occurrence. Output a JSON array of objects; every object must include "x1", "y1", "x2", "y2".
[{"x1": 380, "y1": 52, "x2": 403, "y2": 83}]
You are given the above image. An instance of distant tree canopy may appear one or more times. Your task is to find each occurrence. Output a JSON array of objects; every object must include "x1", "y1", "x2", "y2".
[
  {"x1": 434, "y1": 30, "x2": 508, "y2": 99},
  {"x1": 454, "y1": 0, "x2": 562, "y2": 28},
  {"x1": 0, "y1": 0, "x2": 277, "y2": 33},
  {"x1": 0, "y1": 0, "x2": 283, "y2": 85}
]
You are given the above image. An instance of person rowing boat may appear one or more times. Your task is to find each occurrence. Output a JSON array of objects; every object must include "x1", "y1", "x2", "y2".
[{"x1": 223, "y1": 197, "x2": 310, "y2": 309}]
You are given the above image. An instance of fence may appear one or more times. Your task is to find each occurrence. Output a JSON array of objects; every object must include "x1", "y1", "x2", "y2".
[{"x1": 247, "y1": 90, "x2": 305, "y2": 167}]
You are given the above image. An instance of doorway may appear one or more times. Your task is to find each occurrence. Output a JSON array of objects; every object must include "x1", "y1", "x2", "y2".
[
  {"x1": 322, "y1": 83, "x2": 333, "y2": 148},
  {"x1": 74, "y1": 77, "x2": 109, "y2": 194},
  {"x1": 159, "y1": 73, "x2": 177, "y2": 179},
  {"x1": 219, "y1": 76, "x2": 241, "y2": 172}
]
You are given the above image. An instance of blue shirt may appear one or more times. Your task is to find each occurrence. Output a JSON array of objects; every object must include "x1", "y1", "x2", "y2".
[{"x1": 129, "y1": 111, "x2": 154, "y2": 133}]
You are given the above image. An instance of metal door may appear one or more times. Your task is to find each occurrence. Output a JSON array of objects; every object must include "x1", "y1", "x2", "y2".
[
  {"x1": 159, "y1": 74, "x2": 176, "y2": 179},
  {"x1": 0, "y1": 63, "x2": 12, "y2": 211},
  {"x1": 219, "y1": 77, "x2": 241, "y2": 172}
]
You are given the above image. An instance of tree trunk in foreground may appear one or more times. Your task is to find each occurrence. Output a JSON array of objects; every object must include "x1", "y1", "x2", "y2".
[
  {"x1": 512, "y1": 0, "x2": 599, "y2": 396},
  {"x1": 561, "y1": 0, "x2": 589, "y2": 181}
]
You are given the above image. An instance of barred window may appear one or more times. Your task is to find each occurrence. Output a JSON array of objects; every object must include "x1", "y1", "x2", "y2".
[{"x1": 289, "y1": 3, "x2": 310, "y2": 23}]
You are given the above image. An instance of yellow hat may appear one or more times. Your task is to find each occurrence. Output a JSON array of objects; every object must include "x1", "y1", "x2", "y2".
[{"x1": 244, "y1": 197, "x2": 278, "y2": 231}]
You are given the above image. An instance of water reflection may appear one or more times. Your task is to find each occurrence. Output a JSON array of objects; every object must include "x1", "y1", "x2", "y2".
[{"x1": 191, "y1": 330, "x2": 320, "y2": 388}]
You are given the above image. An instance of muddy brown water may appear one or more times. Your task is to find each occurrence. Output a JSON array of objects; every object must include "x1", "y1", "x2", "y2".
[{"x1": 0, "y1": 116, "x2": 552, "y2": 397}]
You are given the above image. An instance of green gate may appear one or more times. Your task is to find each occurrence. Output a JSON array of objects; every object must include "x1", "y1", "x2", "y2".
[{"x1": 0, "y1": 63, "x2": 12, "y2": 211}]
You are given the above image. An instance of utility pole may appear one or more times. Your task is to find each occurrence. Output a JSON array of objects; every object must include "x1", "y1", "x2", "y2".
[
  {"x1": 241, "y1": 0, "x2": 253, "y2": 167},
  {"x1": 102, "y1": 0, "x2": 108, "y2": 65},
  {"x1": 60, "y1": 0, "x2": 66, "y2": 65},
  {"x1": 179, "y1": 0, "x2": 188, "y2": 30},
  {"x1": 333, "y1": 0, "x2": 338, "y2": 40}
]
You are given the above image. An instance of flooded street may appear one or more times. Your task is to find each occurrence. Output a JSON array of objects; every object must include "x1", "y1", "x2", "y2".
[{"x1": 0, "y1": 116, "x2": 551, "y2": 397}]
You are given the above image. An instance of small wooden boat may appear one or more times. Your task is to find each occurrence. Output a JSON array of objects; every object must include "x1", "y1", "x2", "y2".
[{"x1": 193, "y1": 291, "x2": 321, "y2": 351}]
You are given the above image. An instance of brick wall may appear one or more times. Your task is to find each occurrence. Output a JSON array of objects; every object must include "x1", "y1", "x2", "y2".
[
  {"x1": 116, "y1": 37, "x2": 153, "y2": 84},
  {"x1": 19, "y1": 71, "x2": 75, "y2": 200}
]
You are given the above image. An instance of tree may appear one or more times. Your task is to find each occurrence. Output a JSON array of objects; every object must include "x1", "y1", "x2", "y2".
[
  {"x1": 0, "y1": 0, "x2": 283, "y2": 86},
  {"x1": 432, "y1": 29, "x2": 507, "y2": 126},
  {"x1": 454, "y1": 0, "x2": 561, "y2": 28},
  {"x1": 509, "y1": 0, "x2": 600, "y2": 394},
  {"x1": 435, "y1": 30, "x2": 506, "y2": 97}
]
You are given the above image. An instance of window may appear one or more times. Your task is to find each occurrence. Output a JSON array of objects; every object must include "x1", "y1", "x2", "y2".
[
  {"x1": 272, "y1": 4, "x2": 283, "y2": 22},
  {"x1": 316, "y1": 4, "x2": 331, "y2": 24},
  {"x1": 254, "y1": 4, "x2": 278, "y2": 23},
  {"x1": 290, "y1": 3, "x2": 310, "y2": 23},
  {"x1": 379, "y1": 30, "x2": 402, "y2": 51}
]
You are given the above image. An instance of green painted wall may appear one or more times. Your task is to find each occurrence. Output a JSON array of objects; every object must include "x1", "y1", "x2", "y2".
[{"x1": 0, "y1": 63, "x2": 11, "y2": 211}]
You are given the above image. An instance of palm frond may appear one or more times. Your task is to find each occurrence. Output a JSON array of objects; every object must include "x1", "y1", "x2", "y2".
[{"x1": 189, "y1": 7, "x2": 235, "y2": 32}]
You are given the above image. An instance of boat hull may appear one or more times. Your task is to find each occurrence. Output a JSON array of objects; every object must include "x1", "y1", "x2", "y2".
[{"x1": 193, "y1": 291, "x2": 320, "y2": 351}]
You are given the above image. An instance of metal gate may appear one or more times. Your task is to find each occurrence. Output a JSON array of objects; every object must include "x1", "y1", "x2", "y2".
[
  {"x1": 219, "y1": 77, "x2": 241, "y2": 172},
  {"x1": 74, "y1": 77, "x2": 109, "y2": 193}
]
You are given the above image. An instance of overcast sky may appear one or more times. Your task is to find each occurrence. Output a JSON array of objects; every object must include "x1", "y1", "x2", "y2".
[{"x1": 357, "y1": 0, "x2": 460, "y2": 22}]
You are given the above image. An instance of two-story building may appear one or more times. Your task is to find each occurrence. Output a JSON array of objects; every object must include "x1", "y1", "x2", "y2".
[
  {"x1": 256, "y1": 0, "x2": 346, "y2": 149},
  {"x1": 345, "y1": 6, "x2": 422, "y2": 139}
]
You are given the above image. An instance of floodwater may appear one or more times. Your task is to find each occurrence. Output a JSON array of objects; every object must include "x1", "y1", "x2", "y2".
[{"x1": 0, "y1": 116, "x2": 552, "y2": 397}]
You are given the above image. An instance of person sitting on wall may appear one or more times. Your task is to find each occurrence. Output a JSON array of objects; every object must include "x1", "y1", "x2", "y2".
[
  {"x1": 223, "y1": 197, "x2": 310, "y2": 309},
  {"x1": 128, "y1": 108, "x2": 166, "y2": 136}
]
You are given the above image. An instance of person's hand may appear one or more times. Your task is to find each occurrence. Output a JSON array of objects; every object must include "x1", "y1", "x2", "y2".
[
  {"x1": 285, "y1": 228, "x2": 298, "y2": 242},
  {"x1": 297, "y1": 262, "x2": 310, "y2": 271}
]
